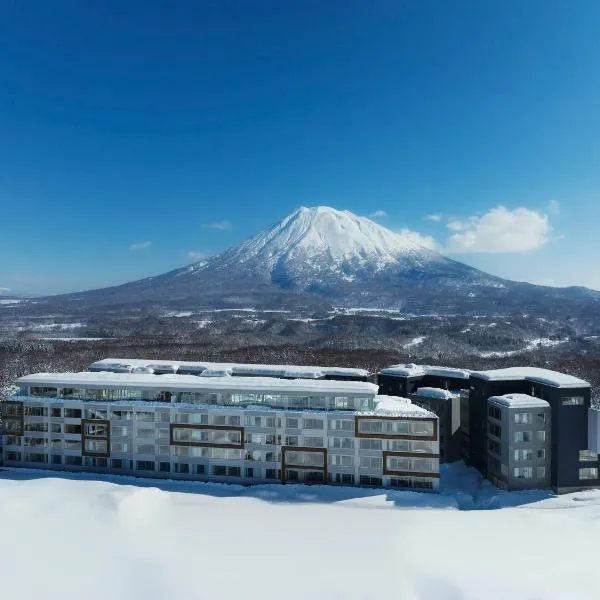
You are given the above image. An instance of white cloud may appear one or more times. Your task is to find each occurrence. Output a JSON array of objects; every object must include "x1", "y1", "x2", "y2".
[
  {"x1": 446, "y1": 206, "x2": 551, "y2": 253},
  {"x1": 425, "y1": 214, "x2": 443, "y2": 222},
  {"x1": 129, "y1": 241, "x2": 152, "y2": 251},
  {"x1": 446, "y1": 219, "x2": 470, "y2": 232},
  {"x1": 397, "y1": 228, "x2": 439, "y2": 251},
  {"x1": 202, "y1": 220, "x2": 232, "y2": 231},
  {"x1": 187, "y1": 250, "x2": 207, "y2": 260},
  {"x1": 547, "y1": 200, "x2": 560, "y2": 215},
  {"x1": 368, "y1": 210, "x2": 387, "y2": 219}
]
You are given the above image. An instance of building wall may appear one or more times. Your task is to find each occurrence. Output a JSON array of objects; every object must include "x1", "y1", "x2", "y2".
[
  {"x1": 408, "y1": 393, "x2": 461, "y2": 463},
  {"x1": 1, "y1": 397, "x2": 440, "y2": 491},
  {"x1": 466, "y1": 379, "x2": 530, "y2": 475},
  {"x1": 529, "y1": 384, "x2": 598, "y2": 493},
  {"x1": 486, "y1": 400, "x2": 551, "y2": 490},
  {"x1": 377, "y1": 374, "x2": 422, "y2": 398}
]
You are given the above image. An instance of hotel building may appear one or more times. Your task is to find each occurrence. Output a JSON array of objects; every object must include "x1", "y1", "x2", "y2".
[{"x1": 0, "y1": 369, "x2": 440, "y2": 491}]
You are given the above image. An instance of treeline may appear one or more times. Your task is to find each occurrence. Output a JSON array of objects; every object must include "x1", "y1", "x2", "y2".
[{"x1": 1, "y1": 336, "x2": 599, "y2": 402}]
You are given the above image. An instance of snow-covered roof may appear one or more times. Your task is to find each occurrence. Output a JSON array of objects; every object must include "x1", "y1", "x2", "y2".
[
  {"x1": 379, "y1": 364, "x2": 425, "y2": 377},
  {"x1": 411, "y1": 387, "x2": 458, "y2": 401},
  {"x1": 379, "y1": 363, "x2": 470, "y2": 379},
  {"x1": 371, "y1": 395, "x2": 437, "y2": 418},
  {"x1": 471, "y1": 367, "x2": 590, "y2": 389},
  {"x1": 489, "y1": 394, "x2": 550, "y2": 409},
  {"x1": 88, "y1": 358, "x2": 369, "y2": 379},
  {"x1": 16, "y1": 372, "x2": 378, "y2": 396}
]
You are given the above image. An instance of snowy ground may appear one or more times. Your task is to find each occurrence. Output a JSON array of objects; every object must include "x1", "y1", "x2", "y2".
[{"x1": 1, "y1": 463, "x2": 599, "y2": 600}]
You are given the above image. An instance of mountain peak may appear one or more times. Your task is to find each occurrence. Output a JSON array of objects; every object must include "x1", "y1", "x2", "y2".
[
  {"x1": 184, "y1": 205, "x2": 445, "y2": 290},
  {"x1": 225, "y1": 205, "x2": 434, "y2": 267}
]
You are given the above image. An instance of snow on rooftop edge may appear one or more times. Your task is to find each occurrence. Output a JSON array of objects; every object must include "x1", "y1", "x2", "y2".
[
  {"x1": 471, "y1": 367, "x2": 590, "y2": 388},
  {"x1": 89, "y1": 357, "x2": 369, "y2": 377},
  {"x1": 379, "y1": 363, "x2": 471, "y2": 379},
  {"x1": 489, "y1": 394, "x2": 550, "y2": 408},
  {"x1": 16, "y1": 371, "x2": 378, "y2": 395},
  {"x1": 373, "y1": 395, "x2": 436, "y2": 418},
  {"x1": 411, "y1": 387, "x2": 458, "y2": 400}
]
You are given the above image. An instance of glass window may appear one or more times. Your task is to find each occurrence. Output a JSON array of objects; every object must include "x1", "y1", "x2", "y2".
[
  {"x1": 174, "y1": 463, "x2": 189, "y2": 474},
  {"x1": 514, "y1": 449, "x2": 533, "y2": 461},
  {"x1": 64, "y1": 408, "x2": 82, "y2": 419},
  {"x1": 135, "y1": 411, "x2": 154, "y2": 422},
  {"x1": 537, "y1": 431, "x2": 546, "y2": 442},
  {"x1": 537, "y1": 449, "x2": 546, "y2": 459},
  {"x1": 514, "y1": 413, "x2": 532, "y2": 424},
  {"x1": 24, "y1": 406, "x2": 48, "y2": 417},
  {"x1": 514, "y1": 431, "x2": 532, "y2": 443},
  {"x1": 488, "y1": 406, "x2": 501, "y2": 421},
  {"x1": 30, "y1": 387, "x2": 57, "y2": 398},
  {"x1": 513, "y1": 467, "x2": 533, "y2": 479},
  {"x1": 358, "y1": 420, "x2": 383, "y2": 434},
  {"x1": 579, "y1": 467, "x2": 598, "y2": 480},
  {"x1": 136, "y1": 427, "x2": 154, "y2": 438},
  {"x1": 136, "y1": 444, "x2": 155, "y2": 454},
  {"x1": 84, "y1": 439, "x2": 108, "y2": 454},
  {"x1": 329, "y1": 419, "x2": 354, "y2": 431},
  {"x1": 303, "y1": 418, "x2": 324, "y2": 430},
  {"x1": 25, "y1": 422, "x2": 48, "y2": 432},
  {"x1": 84, "y1": 408, "x2": 107, "y2": 420},
  {"x1": 536, "y1": 413, "x2": 546, "y2": 424},
  {"x1": 329, "y1": 437, "x2": 354, "y2": 449},
  {"x1": 579, "y1": 450, "x2": 597, "y2": 462},
  {"x1": 136, "y1": 460, "x2": 155, "y2": 471},
  {"x1": 359, "y1": 475, "x2": 382, "y2": 487},
  {"x1": 359, "y1": 456, "x2": 383, "y2": 470},
  {"x1": 265, "y1": 469, "x2": 279, "y2": 480},
  {"x1": 359, "y1": 438, "x2": 382, "y2": 450},
  {"x1": 536, "y1": 466, "x2": 546, "y2": 479},
  {"x1": 111, "y1": 410, "x2": 133, "y2": 420},
  {"x1": 334, "y1": 397, "x2": 354, "y2": 410},
  {"x1": 303, "y1": 436, "x2": 324, "y2": 448},
  {"x1": 329, "y1": 454, "x2": 354, "y2": 467},
  {"x1": 389, "y1": 440, "x2": 411, "y2": 452},
  {"x1": 111, "y1": 442, "x2": 129, "y2": 453},
  {"x1": 285, "y1": 418, "x2": 299, "y2": 429},
  {"x1": 51, "y1": 408, "x2": 62, "y2": 418},
  {"x1": 83, "y1": 422, "x2": 108, "y2": 437},
  {"x1": 562, "y1": 396, "x2": 584, "y2": 406}
]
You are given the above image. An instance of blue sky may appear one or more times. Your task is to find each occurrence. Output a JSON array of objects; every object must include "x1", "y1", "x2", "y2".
[{"x1": 1, "y1": 1, "x2": 600, "y2": 295}]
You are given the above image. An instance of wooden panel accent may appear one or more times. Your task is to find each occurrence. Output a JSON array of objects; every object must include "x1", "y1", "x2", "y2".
[
  {"x1": 281, "y1": 446, "x2": 328, "y2": 483},
  {"x1": 386, "y1": 470, "x2": 440, "y2": 479},
  {"x1": 0, "y1": 401, "x2": 24, "y2": 436},
  {"x1": 355, "y1": 416, "x2": 438, "y2": 441},
  {"x1": 382, "y1": 450, "x2": 440, "y2": 477},
  {"x1": 169, "y1": 424, "x2": 244, "y2": 449},
  {"x1": 81, "y1": 419, "x2": 110, "y2": 458}
]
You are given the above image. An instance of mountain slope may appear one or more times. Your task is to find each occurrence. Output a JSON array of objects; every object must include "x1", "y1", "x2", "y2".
[{"x1": 25, "y1": 206, "x2": 600, "y2": 315}]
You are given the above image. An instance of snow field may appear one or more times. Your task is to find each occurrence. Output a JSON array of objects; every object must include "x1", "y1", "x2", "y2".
[{"x1": 1, "y1": 469, "x2": 600, "y2": 600}]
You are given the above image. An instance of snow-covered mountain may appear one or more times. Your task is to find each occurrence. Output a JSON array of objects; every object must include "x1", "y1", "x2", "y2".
[
  {"x1": 184, "y1": 206, "x2": 451, "y2": 288},
  {"x1": 26, "y1": 206, "x2": 600, "y2": 314}
]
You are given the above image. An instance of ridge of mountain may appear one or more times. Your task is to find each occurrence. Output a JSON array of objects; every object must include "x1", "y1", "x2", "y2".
[{"x1": 22, "y1": 206, "x2": 600, "y2": 315}]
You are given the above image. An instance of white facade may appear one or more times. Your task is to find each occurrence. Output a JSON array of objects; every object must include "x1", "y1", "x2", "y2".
[{"x1": 1, "y1": 372, "x2": 440, "y2": 491}]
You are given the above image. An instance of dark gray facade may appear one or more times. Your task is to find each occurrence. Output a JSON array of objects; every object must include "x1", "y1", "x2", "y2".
[
  {"x1": 486, "y1": 395, "x2": 551, "y2": 490},
  {"x1": 409, "y1": 388, "x2": 461, "y2": 463},
  {"x1": 468, "y1": 369, "x2": 598, "y2": 493}
]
